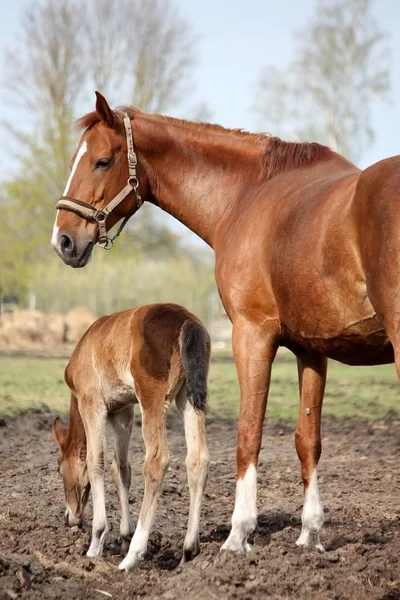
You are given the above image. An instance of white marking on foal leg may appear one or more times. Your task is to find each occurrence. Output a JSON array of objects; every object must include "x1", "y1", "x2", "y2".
[
  {"x1": 51, "y1": 140, "x2": 88, "y2": 245},
  {"x1": 179, "y1": 392, "x2": 209, "y2": 563},
  {"x1": 296, "y1": 469, "x2": 325, "y2": 551},
  {"x1": 84, "y1": 405, "x2": 108, "y2": 558},
  {"x1": 118, "y1": 406, "x2": 169, "y2": 572},
  {"x1": 86, "y1": 472, "x2": 109, "y2": 557},
  {"x1": 109, "y1": 407, "x2": 134, "y2": 553},
  {"x1": 221, "y1": 464, "x2": 257, "y2": 552},
  {"x1": 118, "y1": 519, "x2": 149, "y2": 571}
]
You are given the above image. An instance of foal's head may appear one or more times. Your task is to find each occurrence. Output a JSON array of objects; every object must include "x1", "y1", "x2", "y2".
[
  {"x1": 51, "y1": 92, "x2": 147, "y2": 267},
  {"x1": 52, "y1": 417, "x2": 90, "y2": 527}
]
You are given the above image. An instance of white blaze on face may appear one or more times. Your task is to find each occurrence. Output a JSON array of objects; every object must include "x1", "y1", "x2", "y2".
[
  {"x1": 63, "y1": 141, "x2": 88, "y2": 196},
  {"x1": 51, "y1": 141, "x2": 88, "y2": 246}
]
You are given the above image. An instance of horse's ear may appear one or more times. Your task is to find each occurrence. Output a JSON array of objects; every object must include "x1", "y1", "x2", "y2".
[
  {"x1": 95, "y1": 91, "x2": 115, "y2": 129},
  {"x1": 52, "y1": 417, "x2": 67, "y2": 447}
]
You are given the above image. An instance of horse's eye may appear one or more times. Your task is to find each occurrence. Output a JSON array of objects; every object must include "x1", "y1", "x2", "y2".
[{"x1": 95, "y1": 158, "x2": 111, "y2": 170}]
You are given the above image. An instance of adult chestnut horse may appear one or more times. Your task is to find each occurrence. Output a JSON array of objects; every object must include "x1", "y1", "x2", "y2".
[{"x1": 52, "y1": 92, "x2": 400, "y2": 554}]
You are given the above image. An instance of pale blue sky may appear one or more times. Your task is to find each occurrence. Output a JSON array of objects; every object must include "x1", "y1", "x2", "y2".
[{"x1": 0, "y1": 0, "x2": 399, "y2": 243}]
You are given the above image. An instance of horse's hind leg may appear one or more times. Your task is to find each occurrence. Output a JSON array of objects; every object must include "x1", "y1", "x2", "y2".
[
  {"x1": 109, "y1": 405, "x2": 135, "y2": 554},
  {"x1": 118, "y1": 396, "x2": 169, "y2": 572},
  {"x1": 295, "y1": 353, "x2": 327, "y2": 551},
  {"x1": 176, "y1": 385, "x2": 209, "y2": 563}
]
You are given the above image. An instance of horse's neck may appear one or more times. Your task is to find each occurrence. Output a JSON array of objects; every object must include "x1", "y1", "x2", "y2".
[
  {"x1": 135, "y1": 115, "x2": 262, "y2": 247},
  {"x1": 66, "y1": 395, "x2": 86, "y2": 457}
]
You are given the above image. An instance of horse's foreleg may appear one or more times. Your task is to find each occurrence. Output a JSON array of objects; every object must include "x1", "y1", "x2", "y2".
[
  {"x1": 118, "y1": 401, "x2": 169, "y2": 572},
  {"x1": 295, "y1": 353, "x2": 327, "y2": 551},
  {"x1": 109, "y1": 405, "x2": 135, "y2": 554},
  {"x1": 82, "y1": 402, "x2": 109, "y2": 558},
  {"x1": 221, "y1": 319, "x2": 278, "y2": 552},
  {"x1": 176, "y1": 386, "x2": 209, "y2": 563}
]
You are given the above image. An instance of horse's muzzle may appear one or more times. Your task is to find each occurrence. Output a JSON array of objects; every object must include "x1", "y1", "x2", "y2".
[{"x1": 52, "y1": 232, "x2": 94, "y2": 268}]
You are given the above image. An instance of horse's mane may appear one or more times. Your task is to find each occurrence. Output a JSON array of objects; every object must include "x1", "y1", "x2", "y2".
[{"x1": 77, "y1": 107, "x2": 332, "y2": 181}]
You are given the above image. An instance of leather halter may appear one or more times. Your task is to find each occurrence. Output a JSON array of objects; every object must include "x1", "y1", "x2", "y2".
[{"x1": 56, "y1": 113, "x2": 142, "y2": 250}]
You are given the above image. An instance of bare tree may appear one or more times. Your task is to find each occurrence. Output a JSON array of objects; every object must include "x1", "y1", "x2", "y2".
[
  {"x1": 3, "y1": 0, "x2": 85, "y2": 192},
  {"x1": 3, "y1": 0, "x2": 197, "y2": 165},
  {"x1": 85, "y1": 0, "x2": 196, "y2": 112},
  {"x1": 253, "y1": 0, "x2": 391, "y2": 162}
]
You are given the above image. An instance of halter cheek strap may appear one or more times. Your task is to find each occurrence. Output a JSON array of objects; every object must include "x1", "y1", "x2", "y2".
[{"x1": 56, "y1": 112, "x2": 142, "y2": 250}]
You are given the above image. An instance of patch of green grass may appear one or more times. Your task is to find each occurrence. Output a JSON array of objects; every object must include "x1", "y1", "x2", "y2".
[
  {"x1": 1, "y1": 352, "x2": 400, "y2": 423},
  {"x1": 207, "y1": 352, "x2": 400, "y2": 423},
  {"x1": 0, "y1": 356, "x2": 68, "y2": 416}
]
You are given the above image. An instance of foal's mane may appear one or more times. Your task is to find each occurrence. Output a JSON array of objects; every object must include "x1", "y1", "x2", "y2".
[{"x1": 77, "y1": 107, "x2": 332, "y2": 181}]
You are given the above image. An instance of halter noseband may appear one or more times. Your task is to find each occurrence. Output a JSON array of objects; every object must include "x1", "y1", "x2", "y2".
[{"x1": 56, "y1": 113, "x2": 142, "y2": 250}]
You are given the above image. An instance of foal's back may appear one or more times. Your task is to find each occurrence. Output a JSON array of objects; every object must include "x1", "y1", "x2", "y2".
[{"x1": 65, "y1": 303, "x2": 208, "y2": 411}]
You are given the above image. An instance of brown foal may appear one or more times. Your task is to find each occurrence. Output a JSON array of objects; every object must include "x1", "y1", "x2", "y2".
[
  {"x1": 52, "y1": 92, "x2": 400, "y2": 553},
  {"x1": 52, "y1": 303, "x2": 210, "y2": 571}
]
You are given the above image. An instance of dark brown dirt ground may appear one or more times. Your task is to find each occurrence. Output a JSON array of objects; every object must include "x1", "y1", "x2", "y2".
[{"x1": 0, "y1": 413, "x2": 399, "y2": 600}]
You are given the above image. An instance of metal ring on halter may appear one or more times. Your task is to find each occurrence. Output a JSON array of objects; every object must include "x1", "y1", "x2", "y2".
[
  {"x1": 93, "y1": 210, "x2": 107, "y2": 223},
  {"x1": 104, "y1": 237, "x2": 114, "y2": 250},
  {"x1": 128, "y1": 176, "x2": 139, "y2": 189}
]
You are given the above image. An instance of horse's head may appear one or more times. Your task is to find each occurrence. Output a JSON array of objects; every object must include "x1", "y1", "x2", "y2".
[
  {"x1": 51, "y1": 92, "x2": 146, "y2": 267},
  {"x1": 52, "y1": 417, "x2": 90, "y2": 527}
]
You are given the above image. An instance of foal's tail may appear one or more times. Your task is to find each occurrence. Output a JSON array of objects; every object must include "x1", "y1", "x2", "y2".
[{"x1": 179, "y1": 320, "x2": 210, "y2": 413}]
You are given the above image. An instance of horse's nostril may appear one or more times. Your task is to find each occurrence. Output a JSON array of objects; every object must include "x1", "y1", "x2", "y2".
[{"x1": 60, "y1": 234, "x2": 73, "y2": 254}]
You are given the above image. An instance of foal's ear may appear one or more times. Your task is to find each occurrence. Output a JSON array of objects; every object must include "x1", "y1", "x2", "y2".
[
  {"x1": 95, "y1": 91, "x2": 116, "y2": 129},
  {"x1": 52, "y1": 417, "x2": 67, "y2": 447}
]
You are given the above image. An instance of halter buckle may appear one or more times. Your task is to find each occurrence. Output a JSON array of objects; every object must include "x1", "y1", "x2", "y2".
[{"x1": 128, "y1": 152, "x2": 137, "y2": 166}]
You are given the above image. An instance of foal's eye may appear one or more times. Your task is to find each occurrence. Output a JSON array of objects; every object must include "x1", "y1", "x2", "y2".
[{"x1": 95, "y1": 158, "x2": 112, "y2": 170}]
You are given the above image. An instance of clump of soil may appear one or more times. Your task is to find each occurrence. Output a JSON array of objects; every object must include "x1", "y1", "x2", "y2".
[{"x1": 0, "y1": 414, "x2": 399, "y2": 599}]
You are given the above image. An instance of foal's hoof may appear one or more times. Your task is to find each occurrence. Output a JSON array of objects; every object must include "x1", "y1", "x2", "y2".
[
  {"x1": 86, "y1": 547, "x2": 103, "y2": 558},
  {"x1": 220, "y1": 538, "x2": 252, "y2": 553},
  {"x1": 296, "y1": 530, "x2": 325, "y2": 552},
  {"x1": 118, "y1": 553, "x2": 141, "y2": 572},
  {"x1": 181, "y1": 542, "x2": 200, "y2": 564}
]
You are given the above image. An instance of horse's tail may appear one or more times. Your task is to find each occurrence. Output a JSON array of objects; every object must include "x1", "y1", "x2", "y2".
[{"x1": 179, "y1": 319, "x2": 210, "y2": 413}]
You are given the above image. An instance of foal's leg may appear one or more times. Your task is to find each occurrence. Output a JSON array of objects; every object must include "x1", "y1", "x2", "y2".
[
  {"x1": 295, "y1": 353, "x2": 327, "y2": 551},
  {"x1": 222, "y1": 319, "x2": 279, "y2": 552},
  {"x1": 109, "y1": 405, "x2": 135, "y2": 553},
  {"x1": 118, "y1": 400, "x2": 169, "y2": 571},
  {"x1": 80, "y1": 400, "x2": 109, "y2": 557},
  {"x1": 176, "y1": 386, "x2": 209, "y2": 563}
]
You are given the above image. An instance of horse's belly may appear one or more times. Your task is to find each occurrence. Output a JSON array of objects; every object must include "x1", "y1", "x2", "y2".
[{"x1": 285, "y1": 315, "x2": 394, "y2": 365}]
